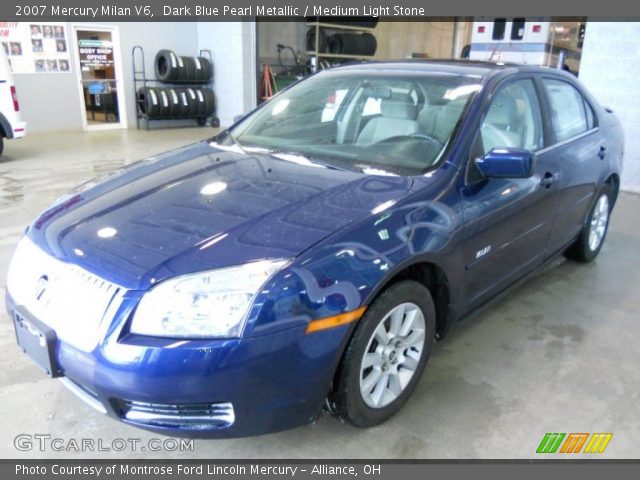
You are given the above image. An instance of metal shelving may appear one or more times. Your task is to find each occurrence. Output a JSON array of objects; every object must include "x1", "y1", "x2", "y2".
[
  {"x1": 132, "y1": 45, "x2": 220, "y2": 130},
  {"x1": 306, "y1": 21, "x2": 377, "y2": 71}
]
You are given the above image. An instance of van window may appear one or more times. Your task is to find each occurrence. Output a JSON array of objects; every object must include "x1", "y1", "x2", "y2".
[
  {"x1": 511, "y1": 19, "x2": 526, "y2": 40},
  {"x1": 492, "y1": 19, "x2": 506, "y2": 40}
]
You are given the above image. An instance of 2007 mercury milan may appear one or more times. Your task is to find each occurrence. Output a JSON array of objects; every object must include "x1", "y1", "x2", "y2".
[{"x1": 6, "y1": 61, "x2": 623, "y2": 437}]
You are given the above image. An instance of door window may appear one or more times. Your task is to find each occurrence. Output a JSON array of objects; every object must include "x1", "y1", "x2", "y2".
[
  {"x1": 542, "y1": 79, "x2": 593, "y2": 142},
  {"x1": 75, "y1": 29, "x2": 121, "y2": 126},
  {"x1": 480, "y1": 78, "x2": 544, "y2": 154}
]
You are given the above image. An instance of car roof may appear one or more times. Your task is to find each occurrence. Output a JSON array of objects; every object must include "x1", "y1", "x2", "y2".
[{"x1": 328, "y1": 59, "x2": 557, "y2": 80}]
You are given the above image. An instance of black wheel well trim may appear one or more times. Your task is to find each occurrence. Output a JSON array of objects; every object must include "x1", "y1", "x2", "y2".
[
  {"x1": 0, "y1": 112, "x2": 12, "y2": 139},
  {"x1": 361, "y1": 258, "x2": 452, "y2": 338},
  {"x1": 605, "y1": 173, "x2": 620, "y2": 207}
]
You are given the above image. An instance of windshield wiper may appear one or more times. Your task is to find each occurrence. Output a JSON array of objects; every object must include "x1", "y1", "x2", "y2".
[
  {"x1": 210, "y1": 129, "x2": 248, "y2": 155},
  {"x1": 266, "y1": 149, "x2": 345, "y2": 170}
]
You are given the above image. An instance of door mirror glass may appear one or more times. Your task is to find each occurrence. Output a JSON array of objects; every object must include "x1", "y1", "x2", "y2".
[{"x1": 475, "y1": 148, "x2": 534, "y2": 179}]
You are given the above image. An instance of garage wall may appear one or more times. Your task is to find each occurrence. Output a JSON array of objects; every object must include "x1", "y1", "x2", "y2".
[
  {"x1": 13, "y1": 22, "x2": 200, "y2": 133},
  {"x1": 579, "y1": 22, "x2": 640, "y2": 193},
  {"x1": 196, "y1": 22, "x2": 257, "y2": 127},
  {"x1": 374, "y1": 22, "x2": 456, "y2": 59}
]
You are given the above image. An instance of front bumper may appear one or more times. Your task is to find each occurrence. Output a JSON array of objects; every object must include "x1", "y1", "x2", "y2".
[{"x1": 6, "y1": 291, "x2": 351, "y2": 438}]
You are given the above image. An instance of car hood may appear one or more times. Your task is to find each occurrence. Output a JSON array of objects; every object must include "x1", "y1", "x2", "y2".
[{"x1": 27, "y1": 141, "x2": 413, "y2": 290}]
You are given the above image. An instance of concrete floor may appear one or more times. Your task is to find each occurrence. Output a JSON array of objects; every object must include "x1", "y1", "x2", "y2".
[{"x1": 0, "y1": 129, "x2": 638, "y2": 459}]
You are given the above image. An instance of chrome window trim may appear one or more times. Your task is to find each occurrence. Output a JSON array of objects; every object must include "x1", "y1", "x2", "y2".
[{"x1": 536, "y1": 127, "x2": 600, "y2": 156}]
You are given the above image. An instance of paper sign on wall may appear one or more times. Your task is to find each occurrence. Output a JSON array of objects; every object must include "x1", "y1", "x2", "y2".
[{"x1": 0, "y1": 22, "x2": 71, "y2": 73}]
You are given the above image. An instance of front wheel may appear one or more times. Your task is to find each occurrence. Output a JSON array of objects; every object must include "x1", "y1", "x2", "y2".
[
  {"x1": 565, "y1": 186, "x2": 612, "y2": 262},
  {"x1": 330, "y1": 280, "x2": 435, "y2": 427}
]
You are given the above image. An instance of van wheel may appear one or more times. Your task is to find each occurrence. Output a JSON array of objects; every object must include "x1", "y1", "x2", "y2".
[
  {"x1": 565, "y1": 185, "x2": 612, "y2": 262},
  {"x1": 330, "y1": 280, "x2": 435, "y2": 427}
]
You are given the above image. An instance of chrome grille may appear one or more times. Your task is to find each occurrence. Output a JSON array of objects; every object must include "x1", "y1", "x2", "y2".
[{"x1": 6, "y1": 237, "x2": 126, "y2": 352}]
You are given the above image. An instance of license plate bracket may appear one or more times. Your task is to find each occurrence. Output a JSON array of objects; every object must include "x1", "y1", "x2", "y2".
[{"x1": 13, "y1": 307, "x2": 61, "y2": 378}]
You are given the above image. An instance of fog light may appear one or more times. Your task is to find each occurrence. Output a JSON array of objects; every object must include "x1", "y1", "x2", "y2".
[{"x1": 121, "y1": 400, "x2": 235, "y2": 430}]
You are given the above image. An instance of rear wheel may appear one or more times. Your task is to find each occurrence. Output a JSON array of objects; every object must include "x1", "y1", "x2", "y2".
[
  {"x1": 330, "y1": 280, "x2": 435, "y2": 427},
  {"x1": 0, "y1": 137, "x2": 4, "y2": 157},
  {"x1": 565, "y1": 186, "x2": 612, "y2": 262}
]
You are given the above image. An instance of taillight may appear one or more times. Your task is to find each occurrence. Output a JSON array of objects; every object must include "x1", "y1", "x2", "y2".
[
  {"x1": 532, "y1": 25, "x2": 542, "y2": 33},
  {"x1": 478, "y1": 26, "x2": 485, "y2": 33},
  {"x1": 10, "y1": 85, "x2": 19, "y2": 112}
]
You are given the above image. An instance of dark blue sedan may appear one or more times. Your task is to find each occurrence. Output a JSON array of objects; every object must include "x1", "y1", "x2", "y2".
[{"x1": 6, "y1": 61, "x2": 623, "y2": 437}]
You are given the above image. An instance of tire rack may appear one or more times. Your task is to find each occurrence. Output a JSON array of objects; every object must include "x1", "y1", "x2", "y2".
[{"x1": 132, "y1": 45, "x2": 220, "y2": 130}]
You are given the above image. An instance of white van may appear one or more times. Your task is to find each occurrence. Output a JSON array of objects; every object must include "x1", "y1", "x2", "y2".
[
  {"x1": 468, "y1": 18, "x2": 586, "y2": 73},
  {"x1": 0, "y1": 49, "x2": 26, "y2": 156}
]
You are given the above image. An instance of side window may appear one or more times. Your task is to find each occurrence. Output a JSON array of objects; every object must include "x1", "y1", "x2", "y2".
[
  {"x1": 492, "y1": 18, "x2": 506, "y2": 40},
  {"x1": 511, "y1": 18, "x2": 525, "y2": 40},
  {"x1": 479, "y1": 78, "x2": 544, "y2": 155},
  {"x1": 542, "y1": 79, "x2": 592, "y2": 142}
]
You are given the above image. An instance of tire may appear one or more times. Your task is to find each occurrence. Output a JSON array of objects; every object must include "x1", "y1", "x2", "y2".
[
  {"x1": 177, "y1": 89, "x2": 191, "y2": 117},
  {"x1": 195, "y1": 57, "x2": 213, "y2": 82},
  {"x1": 306, "y1": 28, "x2": 328, "y2": 53},
  {"x1": 330, "y1": 280, "x2": 436, "y2": 427},
  {"x1": 181, "y1": 56, "x2": 196, "y2": 82},
  {"x1": 201, "y1": 88, "x2": 215, "y2": 116},
  {"x1": 0, "y1": 137, "x2": 4, "y2": 157},
  {"x1": 137, "y1": 87, "x2": 161, "y2": 118},
  {"x1": 185, "y1": 88, "x2": 199, "y2": 116},
  {"x1": 193, "y1": 88, "x2": 206, "y2": 116},
  {"x1": 327, "y1": 35, "x2": 342, "y2": 54},
  {"x1": 166, "y1": 88, "x2": 182, "y2": 117},
  {"x1": 155, "y1": 49, "x2": 181, "y2": 82},
  {"x1": 565, "y1": 185, "x2": 612, "y2": 263},
  {"x1": 156, "y1": 88, "x2": 171, "y2": 117}
]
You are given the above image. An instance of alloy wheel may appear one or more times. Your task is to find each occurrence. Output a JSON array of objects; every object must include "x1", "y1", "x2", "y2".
[{"x1": 359, "y1": 302, "x2": 426, "y2": 409}]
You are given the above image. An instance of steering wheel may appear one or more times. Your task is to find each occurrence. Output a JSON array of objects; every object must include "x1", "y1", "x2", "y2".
[{"x1": 408, "y1": 133, "x2": 445, "y2": 149}]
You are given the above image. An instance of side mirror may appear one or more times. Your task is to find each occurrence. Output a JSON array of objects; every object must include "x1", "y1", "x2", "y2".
[{"x1": 474, "y1": 148, "x2": 534, "y2": 179}]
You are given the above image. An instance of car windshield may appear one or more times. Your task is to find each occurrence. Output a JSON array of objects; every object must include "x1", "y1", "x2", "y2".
[{"x1": 224, "y1": 69, "x2": 481, "y2": 175}]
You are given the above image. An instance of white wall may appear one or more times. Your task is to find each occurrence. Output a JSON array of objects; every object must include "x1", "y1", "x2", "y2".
[
  {"x1": 196, "y1": 22, "x2": 257, "y2": 127},
  {"x1": 14, "y1": 22, "x2": 199, "y2": 133},
  {"x1": 579, "y1": 22, "x2": 640, "y2": 193}
]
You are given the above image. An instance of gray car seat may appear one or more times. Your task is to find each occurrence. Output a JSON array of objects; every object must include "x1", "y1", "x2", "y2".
[
  {"x1": 480, "y1": 93, "x2": 521, "y2": 152},
  {"x1": 356, "y1": 93, "x2": 420, "y2": 145}
]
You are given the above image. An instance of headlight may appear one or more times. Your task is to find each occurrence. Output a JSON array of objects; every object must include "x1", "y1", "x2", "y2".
[{"x1": 130, "y1": 259, "x2": 288, "y2": 338}]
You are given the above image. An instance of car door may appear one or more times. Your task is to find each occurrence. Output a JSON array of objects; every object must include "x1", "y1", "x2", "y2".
[
  {"x1": 460, "y1": 76, "x2": 561, "y2": 306},
  {"x1": 536, "y1": 76, "x2": 605, "y2": 256}
]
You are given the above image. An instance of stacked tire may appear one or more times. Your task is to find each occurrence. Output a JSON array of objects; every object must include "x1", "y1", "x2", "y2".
[
  {"x1": 306, "y1": 22, "x2": 377, "y2": 57},
  {"x1": 327, "y1": 33, "x2": 377, "y2": 56},
  {"x1": 154, "y1": 50, "x2": 213, "y2": 83},
  {"x1": 137, "y1": 86, "x2": 215, "y2": 120},
  {"x1": 137, "y1": 49, "x2": 216, "y2": 125}
]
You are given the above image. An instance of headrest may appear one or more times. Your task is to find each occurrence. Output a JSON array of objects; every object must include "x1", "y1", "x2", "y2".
[
  {"x1": 485, "y1": 94, "x2": 518, "y2": 126},
  {"x1": 381, "y1": 93, "x2": 417, "y2": 120}
]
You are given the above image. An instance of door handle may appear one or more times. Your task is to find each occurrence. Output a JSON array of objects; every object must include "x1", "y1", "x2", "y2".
[
  {"x1": 597, "y1": 146, "x2": 606, "y2": 160},
  {"x1": 540, "y1": 172, "x2": 555, "y2": 189}
]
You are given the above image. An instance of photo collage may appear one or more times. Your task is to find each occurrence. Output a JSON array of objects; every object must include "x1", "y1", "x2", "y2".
[{"x1": 1, "y1": 22, "x2": 71, "y2": 73}]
